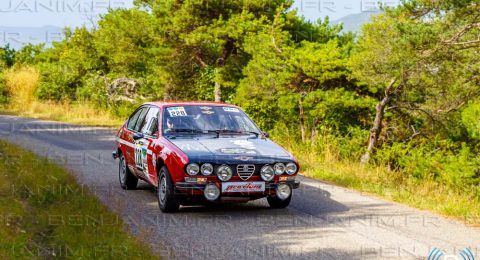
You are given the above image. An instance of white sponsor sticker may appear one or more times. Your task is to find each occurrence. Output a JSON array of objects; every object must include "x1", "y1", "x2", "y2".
[
  {"x1": 219, "y1": 148, "x2": 257, "y2": 154},
  {"x1": 231, "y1": 140, "x2": 256, "y2": 150},
  {"x1": 167, "y1": 107, "x2": 187, "y2": 117},
  {"x1": 223, "y1": 107, "x2": 240, "y2": 113},
  {"x1": 222, "y1": 182, "x2": 265, "y2": 193}
]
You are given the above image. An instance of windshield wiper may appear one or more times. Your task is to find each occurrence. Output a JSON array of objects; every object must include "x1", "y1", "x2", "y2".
[
  {"x1": 214, "y1": 129, "x2": 260, "y2": 137},
  {"x1": 167, "y1": 128, "x2": 204, "y2": 134},
  {"x1": 167, "y1": 129, "x2": 221, "y2": 135}
]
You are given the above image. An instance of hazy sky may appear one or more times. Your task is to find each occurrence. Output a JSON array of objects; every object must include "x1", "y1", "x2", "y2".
[{"x1": 0, "y1": 0, "x2": 399, "y2": 48}]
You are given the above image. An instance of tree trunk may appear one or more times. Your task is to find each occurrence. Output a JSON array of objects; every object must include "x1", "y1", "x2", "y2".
[
  {"x1": 310, "y1": 118, "x2": 319, "y2": 143},
  {"x1": 299, "y1": 97, "x2": 306, "y2": 142},
  {"x1": 213, "y1": 38, "x2": 235, "y2": 103},
  {"x1": 361, "y1": 79, "x2": 396, "y2": 164},
  {"x1": 214, "y1": 81, "x2": 221, "y2": 102}
]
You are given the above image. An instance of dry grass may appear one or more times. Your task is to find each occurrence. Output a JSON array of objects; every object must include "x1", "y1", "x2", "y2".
[
  {"x1": 3, "y1": 66, "x2": 39, "y2": 109},
  {"x1": 1, "y1": 66, "x2": 122, "y2": 127},
  {"x1": 14, "y1": 100, "x2": 124, "y2": 127}
]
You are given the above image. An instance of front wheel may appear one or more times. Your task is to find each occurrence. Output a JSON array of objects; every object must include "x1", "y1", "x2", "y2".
[
  {"x1": 157, "y1": 166, "x2": 180, "y2": 213},
  {"x1": 267, "y1": 194, "x2": 292, "y2": 208},
  {"x1": 119, "y1": 153, "x2": 138, "y2": 190}
]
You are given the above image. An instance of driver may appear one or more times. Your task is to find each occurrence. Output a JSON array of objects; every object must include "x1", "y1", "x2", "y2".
[{"x1": 166, "y1": 118, "x2": 174, "y2": 131}]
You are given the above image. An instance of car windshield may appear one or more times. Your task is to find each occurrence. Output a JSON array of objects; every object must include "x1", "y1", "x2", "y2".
[{"x1": 162, "y1": 105, "x2": 260, "y2": 135}]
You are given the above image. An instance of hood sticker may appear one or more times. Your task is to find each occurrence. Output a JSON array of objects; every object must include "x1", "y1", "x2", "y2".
[
  {"x1": 231, "y1": 140, "x2": 256, "y2": 150},
  {"x1": 219, "y1": 148, "x2": 257, "y2": 154}
]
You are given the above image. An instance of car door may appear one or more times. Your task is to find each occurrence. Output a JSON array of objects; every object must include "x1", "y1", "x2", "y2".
[
  {"x1": 135, "y1": 106, "x2": 160, "y2": 184},
  {"x1": 125, "y1": 107, "x2": 149, "y2": 173}
]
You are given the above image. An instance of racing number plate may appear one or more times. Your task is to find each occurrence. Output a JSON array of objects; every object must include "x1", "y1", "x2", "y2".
[{"x1": 221, "y1": 182, "x2": 265, "y2": 193}]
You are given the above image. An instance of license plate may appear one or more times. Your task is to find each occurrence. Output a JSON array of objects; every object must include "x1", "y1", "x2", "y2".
[{"x1": 221, "y1": 182, "x2": 265, "y2": 193}]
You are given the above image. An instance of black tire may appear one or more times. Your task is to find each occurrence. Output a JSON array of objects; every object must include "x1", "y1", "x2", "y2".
[
  {"x1": 267, "y1": 194, "x2": 292, "y2": 208},
  {"x1": 157, "y1": 166, "x2": 180, "y2": 213},
  {"x1": 118, "y1": 152, "x2": 138, "y2": 190}
]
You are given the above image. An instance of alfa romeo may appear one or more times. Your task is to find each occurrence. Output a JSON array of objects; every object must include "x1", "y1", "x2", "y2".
[{"x1": 112, "y1": 102, "x2": 300, "y2": 212}]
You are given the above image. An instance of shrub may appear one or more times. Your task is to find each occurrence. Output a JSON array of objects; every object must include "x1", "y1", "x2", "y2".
[
  {"x1": 461, "y1": 101, "x2": 480, "y2": 141},
  {"x1": 0, "y1": 72, "x2": 8, "y2": 104},
  {"x1": 4, "y1": 66, "x2": 39, "y2": 109}
]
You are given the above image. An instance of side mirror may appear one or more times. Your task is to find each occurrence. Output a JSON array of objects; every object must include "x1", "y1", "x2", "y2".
[
  {"x1": 262, "y1": 131, "x2": 269, "y2": 138},
  {"x1": 133, "y1": 132, "x2": 144, "y2": 140}
]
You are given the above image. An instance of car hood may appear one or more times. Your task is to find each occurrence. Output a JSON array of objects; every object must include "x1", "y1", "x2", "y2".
[{"x1": 168, "y1": 136, "x2": 294, "y2": 164}]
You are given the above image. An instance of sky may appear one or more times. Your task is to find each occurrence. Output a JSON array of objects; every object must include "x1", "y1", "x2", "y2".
[{"x1": 0, "y1": 0, "x2": 400, "y2": 48}]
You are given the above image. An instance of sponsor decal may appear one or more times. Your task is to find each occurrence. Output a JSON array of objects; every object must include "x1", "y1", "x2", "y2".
[
  {"x1": 222, "y1": 182, "x2": 265, "y2": 192},
  {"x1": 231, "y1": 140, "x2": 256, "y2": 150},
  {"x1": 167, "y1": 106, "x2": 187, "y2": 117},
  {"x1": 219, "y1": 148, "x2": 257, "y2": 154},
  {"x1": 233, "y1": 156, "x2": 254, "y2": 161},
  {"x1": 223, "y1": 107, "x2": 240, "y2": 113},
  {"x1": 202, "y1": 110, "x2": 215, "y2": 115},
  {"x1": 200, "y1": 106, "x2": 212, "y2": 110}
]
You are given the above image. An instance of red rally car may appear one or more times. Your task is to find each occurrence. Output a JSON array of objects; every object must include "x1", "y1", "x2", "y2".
[{"x1": 112, "y1": 101, "x2": 300, "y2": 212}]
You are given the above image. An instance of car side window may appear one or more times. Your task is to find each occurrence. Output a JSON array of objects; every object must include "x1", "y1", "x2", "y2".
[
  {"x1": 127, "y1": 108, "x2": 144, "y2": 130},
  {"x1": 141, "y1": 107, "x2": 160, "y2": 135},
  {"x1": 134, "y1": 107, "x2": 150, "y2": 132}
]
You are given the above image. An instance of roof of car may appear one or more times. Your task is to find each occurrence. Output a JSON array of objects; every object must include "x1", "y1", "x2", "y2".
[{"x1": 144, "y1": 101, "x2": 239, "y2": 108}]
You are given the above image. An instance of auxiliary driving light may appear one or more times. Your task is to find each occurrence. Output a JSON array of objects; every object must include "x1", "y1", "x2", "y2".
[
  {"x1": 260, "y1": 165, "x2": 275, "y2": 181},
  {"x1": 274, "y1": 163, "x2": 285, "y2": 175},
  {"x1": 186, "y1": 163, "x2": 200, "y2": 175},
  {"x1": 201, "y1": 163, "x2": 214, "y2": 175},
  {"x1": 285, "y1": 163, "x2": 297, "y2": 175},
  {"x1": 276, "y1": 184, "x2": 291, "y2": 200},
  {"x1": 204, "y1": 183, "x2": 220, "y2": 201},
  {"x1": 216, "y1": 165, "x2": 233, "y2": 181}
]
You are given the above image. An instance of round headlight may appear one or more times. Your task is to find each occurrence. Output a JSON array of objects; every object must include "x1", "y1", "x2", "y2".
[
  {"x1": 260, "y1": 165, "x2": 275, "y2": 181},
  {"x1": 186, "y1": 163, "x2": 199, "y2": 176},
  {"x1": 276, "y1": 184, "x2": 292, "y2": 200},
  {"x1": 216, "y1": 165, "x2": 233, "y2": 181},
  {"x1": 274, "y1": 163, "x2": 285, "y2": 175},
  {"x1": 201, "y1": 163, "x2": 214, "y2": 175},
  {"x1": 285, "y1": 163, "x2": 297, "y2": 175},
  {"x1": 204, "y1": 183, "x2": 220, "y2": 201}
]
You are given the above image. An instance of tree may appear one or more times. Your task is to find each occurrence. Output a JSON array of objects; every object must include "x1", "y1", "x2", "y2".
[
  {"x1": 14, "y1": 44, "x2": 45, "y2": 65},
  {"x1": 350, "y1": 0, "x2": 480, "y2": 163},
  {"x1": 0, "y1": 44, "x2": 16, "y2": 68},
  {"x1": 142, "y1": 0, "x2": 291, "y2": 102},
  {"x1": 236, "y1": 12, "x2": 368, "y2": 141}
]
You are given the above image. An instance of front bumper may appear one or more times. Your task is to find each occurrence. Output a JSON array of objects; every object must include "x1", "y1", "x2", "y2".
[{"x1": 175, "y1": 180, "x2": 300, "y2": 194}]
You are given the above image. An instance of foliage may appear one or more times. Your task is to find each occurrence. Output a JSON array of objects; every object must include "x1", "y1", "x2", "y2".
[{"x1": 461, "y1": 101, "x2": 480, "y2": 141}]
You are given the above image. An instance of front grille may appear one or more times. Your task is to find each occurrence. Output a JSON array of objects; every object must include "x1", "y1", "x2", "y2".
[{"x1": 236, "y1": 164, "x2": 255, "y2": 181}]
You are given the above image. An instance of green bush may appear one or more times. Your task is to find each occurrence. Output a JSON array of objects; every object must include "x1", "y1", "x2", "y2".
[
  {"x1": 375, "y1": 141, "x2": 480, "y2": 190},
  {"x1": 0, "y1": 73, "x2": 8, "y2": 104},
  {"x1": 462, "y1": 101, "x2": 480, "y2": 141}
]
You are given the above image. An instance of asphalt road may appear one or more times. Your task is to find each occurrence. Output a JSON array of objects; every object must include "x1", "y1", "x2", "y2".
[{"x1": 1, "y1": 115, "x2": 479, "y2": 260}]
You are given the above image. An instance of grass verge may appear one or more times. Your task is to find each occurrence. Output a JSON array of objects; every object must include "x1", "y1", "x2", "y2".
[
  {"x1": 0, "y1": 101, "x2": 123, "y2": 127},
  {"x1": 282, "y1": 140, "x2": 480, "y2": 226},
  {"x1": 0, "y1": 140, "x2": 156, "y2": 259}
]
